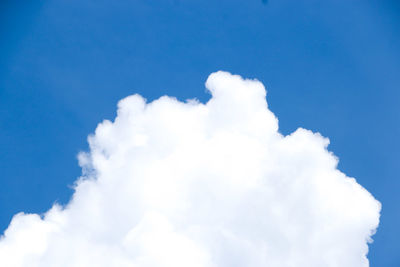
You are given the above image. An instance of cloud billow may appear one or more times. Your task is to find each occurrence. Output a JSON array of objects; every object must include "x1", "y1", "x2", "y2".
[{"x1": 0, "y1": 71, "x2": 380, "y2": 266}]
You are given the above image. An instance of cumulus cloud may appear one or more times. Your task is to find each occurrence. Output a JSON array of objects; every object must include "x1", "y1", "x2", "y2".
[{"x1": 0, "y1": 71, "x2": 380, "y2": 267}]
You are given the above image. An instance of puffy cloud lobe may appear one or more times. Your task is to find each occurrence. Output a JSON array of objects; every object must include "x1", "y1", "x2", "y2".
[{"x1": 0, "y1": 71, "x2": 380, "y2": 267}]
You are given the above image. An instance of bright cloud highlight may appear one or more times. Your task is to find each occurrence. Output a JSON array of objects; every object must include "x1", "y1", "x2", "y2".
[{"x1": 0, "y1": 71, "x2": 380, "y2": 266}]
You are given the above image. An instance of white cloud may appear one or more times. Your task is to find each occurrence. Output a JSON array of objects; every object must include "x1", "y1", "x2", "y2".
[{"x1": 0, "y1": 71, "x2": 380, "y2": 267}]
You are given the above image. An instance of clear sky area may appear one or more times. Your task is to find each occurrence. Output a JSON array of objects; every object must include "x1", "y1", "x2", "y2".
[{"x1": 0, "y1": 0, "x2": 399, "y2": 265}]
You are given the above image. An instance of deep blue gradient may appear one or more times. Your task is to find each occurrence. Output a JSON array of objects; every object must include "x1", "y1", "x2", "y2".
[{"x1": 1, "y1": 0, "x2": 399, "y2": 265}]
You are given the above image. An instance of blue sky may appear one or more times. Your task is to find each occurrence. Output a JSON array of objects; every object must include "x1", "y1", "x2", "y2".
[{"x1": 0, "y1": 0, "x2": 399, "y2": 265}]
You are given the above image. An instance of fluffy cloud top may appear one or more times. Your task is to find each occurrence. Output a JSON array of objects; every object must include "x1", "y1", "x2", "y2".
[{"x1": 0, "y1": 71, "x2": 380, "y2": 267}]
